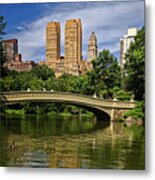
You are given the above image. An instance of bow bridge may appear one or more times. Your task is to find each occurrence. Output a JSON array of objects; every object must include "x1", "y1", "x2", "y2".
[{"x1": 0, "y1": 91, "x2": 136, "y2": 121}]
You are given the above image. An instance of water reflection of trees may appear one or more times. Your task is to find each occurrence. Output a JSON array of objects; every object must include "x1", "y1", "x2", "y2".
[{"x1": 1, "y1": 115, "x2": 144, "y2": 169}]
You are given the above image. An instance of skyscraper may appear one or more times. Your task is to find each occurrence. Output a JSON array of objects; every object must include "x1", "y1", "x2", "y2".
[
  {"x1": 2, "y1": 39, "x2": 18, "y2": 63},
  {"x1": 45, "y1": 19, "x2": 93, "y2": 77},
  {"x1": 120, "y1": 27, "x2": 138, "y2": 68},
  {"x1": 2, "y1": 38, "x2": 35, "y2": 72},
  {"x1": 87, "y1": 32, "x2": 98, "y2": 62},
  {"x1": 46, "y1": 22, "x2": 60, "y2": 68},
  {"x1": 64, "y1": 19, "x2": 82, "y2": 75}
]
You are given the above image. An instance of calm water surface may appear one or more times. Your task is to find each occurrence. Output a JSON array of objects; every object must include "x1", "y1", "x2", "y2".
[{"x1": 0, "y1": 114, "x2": 145, "y2": 169}]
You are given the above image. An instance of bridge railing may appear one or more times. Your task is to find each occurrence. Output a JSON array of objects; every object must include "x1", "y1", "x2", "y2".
[{"x1": 1, "y1": 91, "x2": 136, "y2": 109}]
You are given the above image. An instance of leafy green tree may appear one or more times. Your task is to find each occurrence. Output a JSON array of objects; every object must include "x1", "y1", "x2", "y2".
[
  {"x1": 79, "y1": 74, "x2": 95, "y2": 95},
  {"x1": 11, "y1": 75, "x2": 22, "y2": 90},
  {"x1": 0, "y1": 16, "x2": 7, "y2": 78},
  {"x1": 89, "y1": 49, "x2": 121, "y2": 98},
  {"x1": 123, "y1": 27, "x2": 145, "y2": 100},
  {"x1": 31, "y1": 65, "x2": 55, "y2": 81},
  {"x1": 29, "y1": 77, "x2": 44, "y2": 90},
  {"x1": 76, "y1": 75, "x2": 93, "y2": 95},
  {"x1": 112, "y1": 86, "x2": 132, "y2": 101},
  {"x1": 56, "y1": 74, "x2": 78, "y2": 92},
  {"x1": 0, "y1": 78, "x2": 5, "y2": 91},
  {"x1": 0, "y1": 16, "x2": 6, "y2": 37},
  {"x1": 3, "y1": 76, "x2": 14, "y2": 91},
  {"x1": 44, "y1": 77, "x2": 55, "y2": 90},
  {"x1": 123, "y1": 101, "x2": 145, "y2": 120},
  {"x1": 18, "y1": 72, "x2": 33, "y2": 90},
  {"x1": 65, "y1": 75, "x2": 83, "y2": 93},
  {"x1": 57, "y1": 74, "x2": 71, "y2": 92}
]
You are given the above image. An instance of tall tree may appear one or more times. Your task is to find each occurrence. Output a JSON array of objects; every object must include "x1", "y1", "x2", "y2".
[
  {"x1": 0, "y1": 16, "x2": 7, "y2": 78},
  {"x1": 123, "y1": 27, "x2": 145, "y2": 100},
  {"x1": 0, "y1": 16, "x2": 6, "y2": 38},
  {"x1": 31, "y1": 64, "x2": 55, "y2": 81},
  {"x1": 89, "y1": 49, "x2": 121, "y2": 98}
]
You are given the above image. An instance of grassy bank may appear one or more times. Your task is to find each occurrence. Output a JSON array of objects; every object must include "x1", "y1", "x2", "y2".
[
  {"x1": 3, "y1": 108, "x2": 95, "y2": 118},
  {"x1": 4, "y1": 109, "x2": 25, "y2": 115}
]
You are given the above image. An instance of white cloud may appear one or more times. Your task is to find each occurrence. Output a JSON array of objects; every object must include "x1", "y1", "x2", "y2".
[
  {"x1": 8, "y1": 1, "x2": 144, "y2": 61},
  {"x1": 16, "y1": 26, "x2": 25, "y2": 31}
]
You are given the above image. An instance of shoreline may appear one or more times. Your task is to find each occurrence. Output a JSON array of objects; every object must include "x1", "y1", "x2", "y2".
[{"x1": 1, "y1": 109, "x2": 94, "y2": 118}]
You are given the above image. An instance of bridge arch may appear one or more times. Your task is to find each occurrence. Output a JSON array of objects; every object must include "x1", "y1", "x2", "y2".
[{"x1": 1, "y1": 91, "x2": 136, "y2": 121}]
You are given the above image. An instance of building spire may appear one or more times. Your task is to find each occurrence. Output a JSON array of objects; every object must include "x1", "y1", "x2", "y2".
[{"x1": 87, "y1": 31, "x2": 98, "y2": 62}]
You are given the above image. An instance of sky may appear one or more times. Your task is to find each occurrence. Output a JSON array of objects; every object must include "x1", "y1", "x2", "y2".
[{"x1": 0, "y1": 0, "x2": 145, "y2": 62}]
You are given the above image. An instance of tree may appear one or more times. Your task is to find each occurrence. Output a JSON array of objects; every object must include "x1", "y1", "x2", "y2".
[
  {"x1": 123, "y1": 27, "x2": 145, "y2": 100},
  {"x1": 31, "y1": 65, "x2": 55, "y2": 81},
  {"x1": 112, "y1": 86, "x2": 132, "y2": 101},
  {"x1": 0, "y1": 16, "x2": 6, "y2": 37},
  {"x1": 3, "y1": 76, "x2": 14, "y2": 91},
  {"x1": 0, "y1": 16, "x2": 7, "y2": 78},
  {"x1": 89, "y1": 49, "x2": 121, "y2": 98},
  {"x1": 76, "y1": 75, "x2": 93, "y2": 95}
]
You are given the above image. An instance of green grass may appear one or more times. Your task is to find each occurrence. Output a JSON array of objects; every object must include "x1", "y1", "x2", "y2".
[{"x1": 4, "y1": 109, "x2": 25, "y2": 115}]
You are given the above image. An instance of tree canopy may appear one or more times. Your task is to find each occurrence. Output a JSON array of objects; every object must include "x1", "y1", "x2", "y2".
[
  {"x1": 123, "y1": 27, "x2": 145, "y2": 100},
  {"x1": 1, "y1": 49, "x2": 123, "y2": 100},
  {"x1": 88, "y1": 49, "x2": 121, "y2": 98},
  {"x1": 0, "y1": 16, "x2": 7, "y2": 78}
]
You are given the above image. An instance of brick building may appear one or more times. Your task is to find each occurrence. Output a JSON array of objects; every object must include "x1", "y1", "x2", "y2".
[
  {"x1": 2, "y1": 39, "x2": 19, "y2": 63},
  {"x1": 2, "y1": 39, "x2": 36, "y2": 72}
]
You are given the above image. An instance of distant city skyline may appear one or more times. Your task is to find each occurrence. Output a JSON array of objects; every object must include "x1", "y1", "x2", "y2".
[{"x1": 1, "y1": 0, "x2": 144, "y2": 62}]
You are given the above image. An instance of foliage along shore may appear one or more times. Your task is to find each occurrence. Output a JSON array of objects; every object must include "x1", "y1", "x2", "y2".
[
  {"x1": 117, "y1": 101, "x2": 144, "y2": 123},
  {"x1": 2, "y1": 103, "x2": 95, "y2": 119}
]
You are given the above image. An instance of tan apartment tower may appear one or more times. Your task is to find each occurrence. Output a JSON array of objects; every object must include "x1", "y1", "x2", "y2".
[
  {"x1": 87, "y1": 32, "x2": 98, "y2": 62},
  {"x1": 46, "y1": 22, "x2": 60, "y2": 68},
  {"x1": 64, "y1": 19, "x2": 82, "y2": 75}
]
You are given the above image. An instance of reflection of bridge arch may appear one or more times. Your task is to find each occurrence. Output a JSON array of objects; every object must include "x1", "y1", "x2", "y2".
[{"x1": 1, "y1": 91, "x2": 136, "y2": 121}]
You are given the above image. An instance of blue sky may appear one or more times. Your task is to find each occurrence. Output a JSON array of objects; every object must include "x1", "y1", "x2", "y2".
[{"x1": 1, "y1": 0, "x2": 144, "y2": 62}]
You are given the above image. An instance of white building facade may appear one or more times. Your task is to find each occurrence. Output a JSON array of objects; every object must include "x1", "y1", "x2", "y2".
[{"x1": 120, "y1": 28, "x2": 138, "y2": 68}]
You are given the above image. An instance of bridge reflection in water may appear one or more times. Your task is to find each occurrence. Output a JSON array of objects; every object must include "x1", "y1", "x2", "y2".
[
  {"x1": 0, "y1": 114, "x2": 144, "y2": 169},
  {"x1": 1, "y1": 91, "x2": 136, "y2": 121}
]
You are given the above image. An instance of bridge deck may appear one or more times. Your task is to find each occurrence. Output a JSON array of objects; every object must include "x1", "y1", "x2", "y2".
[{"x1": 1, "y1": 91, "x2": 136, "y2": 109}]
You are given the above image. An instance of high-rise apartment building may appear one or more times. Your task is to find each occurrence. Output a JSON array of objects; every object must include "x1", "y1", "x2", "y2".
[
  {"x1": 120, "y1": 27, "x2": 138, "y2": 68},
  {"x1": 64, "y1": 19, "x2": 82, "y2": 75},
  {"x1": 46, "y1": 22, "x2": 60, "y2": 68},
  {"x1": 2, "y1": 39, "x2": 18, "y2": 63},
  {"x1": 2, "y1": 38, "x2": 36, "y2": 72},
  {"x1": 87, "y1": 32, "x2": 98, "y2": 62},
  {"x1": 45, "y1": 19, "x2": 96, "y2": 77}
]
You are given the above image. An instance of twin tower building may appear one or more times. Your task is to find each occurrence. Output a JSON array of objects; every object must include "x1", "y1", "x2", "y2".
[{"x1": 46, "y1": 19, "x2": 98, "y2": 77}]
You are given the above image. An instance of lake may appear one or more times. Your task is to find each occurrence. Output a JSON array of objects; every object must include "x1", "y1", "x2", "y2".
[{"x1": 0, "y1": 114, "x2": 145, "y2": 169}]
